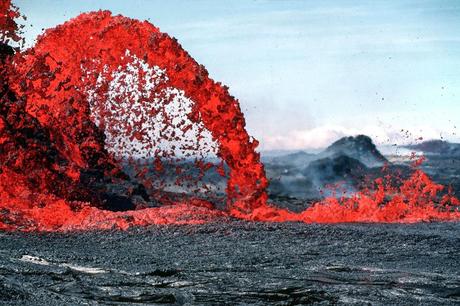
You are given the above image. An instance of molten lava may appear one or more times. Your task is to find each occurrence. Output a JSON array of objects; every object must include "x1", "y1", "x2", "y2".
[{"x1": 0, "y1": 3, "x2": 459, "y2": 231}]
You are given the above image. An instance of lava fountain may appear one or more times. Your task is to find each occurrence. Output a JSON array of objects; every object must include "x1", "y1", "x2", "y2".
[{"x1": 1, "y1": 3, "x2": 459, "y2": 231}]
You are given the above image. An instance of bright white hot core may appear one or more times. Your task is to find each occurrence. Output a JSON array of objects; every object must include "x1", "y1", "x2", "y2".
[{"x1": 86, "y1": 50, "x2": 218, "y2": 160}]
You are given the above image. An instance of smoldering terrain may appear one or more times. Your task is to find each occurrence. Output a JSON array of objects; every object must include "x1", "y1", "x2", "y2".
[
  {"x1": 121, "y1": 135, "x2": 460, "y2": 210},
  {"x1": 263, "y1": 136, "x2": 460, "y2": 203},
  {"x1": 1, "y1": 135, "x2": 460, "y2": 305}
]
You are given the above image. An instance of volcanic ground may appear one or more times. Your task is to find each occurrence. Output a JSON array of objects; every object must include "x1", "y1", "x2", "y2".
[
  {"x1": 1, "y1": 136, "x2": 460, "y2": 305},
  {"x1": 2, "y1": 139, "x2": 460, "y2": 305},
  {"x1": 1, "y1": 222, "x2": 459, "y2": 305}
]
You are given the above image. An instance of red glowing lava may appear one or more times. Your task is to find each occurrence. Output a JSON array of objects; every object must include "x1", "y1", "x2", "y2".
[
  {"x1": 231, "y1": 165, "x2": 460, "y2": 223},
  {"x1": 1, "y1": 4, "x2": 459, "y2": 231}
]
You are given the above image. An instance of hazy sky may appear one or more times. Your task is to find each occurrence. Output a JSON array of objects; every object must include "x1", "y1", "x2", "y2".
[{"x1": 14, "y1": 0, "x2": 460, "y2": 150}]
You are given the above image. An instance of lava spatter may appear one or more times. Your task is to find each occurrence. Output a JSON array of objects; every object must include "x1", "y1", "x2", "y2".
[
  {"x1": 0, "y1": 0, "x2": 24, "y2": 45},
  {"x1": 0, "y1": 4, "x2": 459, "y2": 232},
  {"x1": 232, "y1": 164, "x2": 460, "y2": 224},
  {"x1": 1, "y1": 8, "x2": 267, "y2": 231}
]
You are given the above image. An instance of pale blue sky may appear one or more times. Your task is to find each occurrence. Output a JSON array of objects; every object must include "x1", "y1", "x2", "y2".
[{"x1": 14, "y1": 0, "x2": 460, "y2": 149}]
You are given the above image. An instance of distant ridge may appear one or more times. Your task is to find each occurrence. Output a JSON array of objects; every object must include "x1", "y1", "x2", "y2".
[{"x1": 404, "y1": 140, "x2": 460, "y2": 156}]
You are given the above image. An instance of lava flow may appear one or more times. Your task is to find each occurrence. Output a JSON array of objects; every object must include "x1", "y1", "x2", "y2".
[{"x1": 1, "y1": 2, "x2": 459, "y2": 231}]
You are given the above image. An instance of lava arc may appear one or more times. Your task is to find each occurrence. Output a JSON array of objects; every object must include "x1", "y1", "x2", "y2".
[{"x1": 1, "y1": 3, "x2": 459, "y2": 231}]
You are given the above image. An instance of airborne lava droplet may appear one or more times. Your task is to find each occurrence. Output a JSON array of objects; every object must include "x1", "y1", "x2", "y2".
[{"x1": 0, "y1": 4, "x2": 459, "y2": 231}]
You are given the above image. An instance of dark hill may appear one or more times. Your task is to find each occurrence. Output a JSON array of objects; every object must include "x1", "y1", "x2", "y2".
[{"x1": 322, "y1": 135, "x2": 387, "y2": 167}]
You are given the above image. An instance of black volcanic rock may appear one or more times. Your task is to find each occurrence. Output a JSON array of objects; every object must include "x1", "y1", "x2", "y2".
[
  {"x1": 2, "y1": 222, "x2": 460, "y2": 305},
  {"x1": 404, "y1": 140, "x2": 460, "y2": 156},
  {"x1": 322, "y1": 135, "x2": 387, "y2": 167}
]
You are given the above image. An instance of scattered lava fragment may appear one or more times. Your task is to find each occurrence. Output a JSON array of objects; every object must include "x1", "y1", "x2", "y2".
[
  {"x1": 232, "y1": 164, "x2": 460, "y2": 224},
  {"x1": 0, "y1": 4, "x2": 459, "y2": 231},
  {"x1": 0, "y1": 0, "x2": 24, "y2": 45}
]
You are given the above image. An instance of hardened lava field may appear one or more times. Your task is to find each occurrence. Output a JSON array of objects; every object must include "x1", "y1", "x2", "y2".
[{"x1": 1, "y1": 222, "x2": 459, "y2": 305}]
